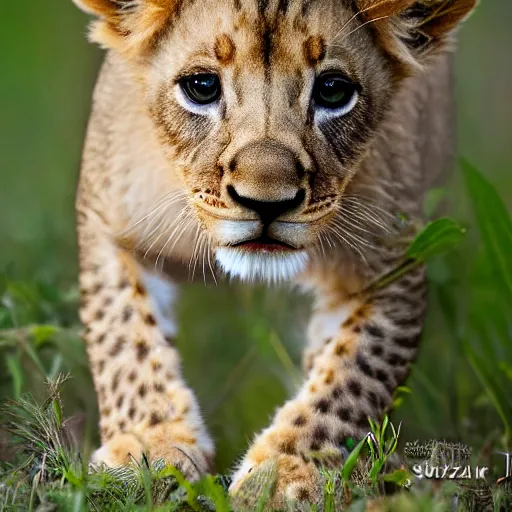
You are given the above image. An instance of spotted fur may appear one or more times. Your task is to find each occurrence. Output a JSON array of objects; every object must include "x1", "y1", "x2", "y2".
[{"x1": 73, "y1": 0, "x2": 476, "y2": 506}]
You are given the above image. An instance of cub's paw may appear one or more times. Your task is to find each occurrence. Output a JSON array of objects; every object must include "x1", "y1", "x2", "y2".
[
  {"x1": 91, "y1": 429, "x2": 212, "y2": 481},
  {"x1": 229, "y1": 453, "x2": 327, "y2": 511}
]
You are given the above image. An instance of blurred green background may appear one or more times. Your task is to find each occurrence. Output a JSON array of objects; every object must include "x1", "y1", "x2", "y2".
[{"x1": 0, "y1": 2, "x2": 511, "y2": 473}]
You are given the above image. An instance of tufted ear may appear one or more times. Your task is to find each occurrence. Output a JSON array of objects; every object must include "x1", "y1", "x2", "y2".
[
  {"x1": 355, "y1": 0, "x2": 478, "y2": 69},
  {"x1": 73, "y1": 0, "x2": 176, "y2": 56}
]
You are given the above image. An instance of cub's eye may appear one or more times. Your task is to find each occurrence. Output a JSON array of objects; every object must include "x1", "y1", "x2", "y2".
[
  {"x1": 313, "y1": 73, "x2": 359, "y2": 113},
  {"x1": 180, "y1": 73, "x2": 221, "y2": 105}
]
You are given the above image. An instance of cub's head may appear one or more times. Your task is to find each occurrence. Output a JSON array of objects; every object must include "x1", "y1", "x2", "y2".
[{"x1": 74, "y1": 0, "x2": 476, "y2": 282}]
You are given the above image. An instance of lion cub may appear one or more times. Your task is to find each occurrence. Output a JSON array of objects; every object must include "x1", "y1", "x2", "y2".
[{"x1": 73, "y1": 0, "x2": 476, "y2": 507}]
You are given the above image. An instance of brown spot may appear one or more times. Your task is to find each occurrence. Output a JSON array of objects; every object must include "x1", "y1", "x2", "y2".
[
  {"x1": 355, "y1": 304, "x2": 371, "y2": 319},
  {"x1": 324, "y1": 368, "x2": 335, "y2": 385},
  {"x1": 149, "y1": 412, "x2": 163, "y2": 426},
  {"x1": 151, "y1": 361, "x2": 162, "y2": 371},
  {"x1": 112, "y1": 370, "x2": 121, "y2": 392},
  {"x1": 101, "y1": 407, "x2": 112, "y2": 417},
  {"x1": 101, "y1": 426, "x2": 114, "y2": 440},
  {"x1": 144, "y1": 313, "x2": 157, "y2": 326},
  {"x1": 312, "y1": 424, "x2": 328, "y2": 443},
  {"x1": 135, "y1": 340, "x2": 150, "y2": 362},
  {"x1": 95, "y1": 310, "x2": 105, "y2": 321},
  {"x1": 342, "y1": 317, "x2": 355, "y2": 328},
  {"x1": 331, "y1": 386, "x2": 343, "y2": 400},
  {"x1": 214, "y1": 34, "x2": 236, "y2": 65},
  {"x1": 356, "y1": 413, "x2": 370, "y2": 429},
  {"x1": 371, "y1": 345, "x2": 384, "y2": 357},
  {"x1": 92, "y1": 283, "x2": 103, "y2": 294},
  {"x1": 367, "y1": 391, "x2": 380, "y2": 408},
  {"x1": 128, "y1": 407, "x2": 136, "y2": 420},
  {"x1": 116, "y1": 394, "x2": 125, "y2": 408},
  {"x1": 119, "y1": 278, "x2": 130, "y2": 289},
  {"x1": 109, "y1": 336, "x2": 126, "y2": 357},
  {"x1": 356, "y1": 353, "x2": 374, "y2": 377},
  {"x1": 279, "y1": 437, "x2": 297, "y2": 455},
  {"x1": 314, "y1": 399, "x2": 331, "y2": 414},
  {"x1": 334, "y1": 343, "x2": 347, "y2": 356},
  {"x1": 96, "y1": 333, "x2": 107, "y2": 345},
  {"x1": 134, "y1": 282, "x2": 146, "y2": 296},
  {"x1": 103, "y1": 296, "x2": 113, "y2": 307},
  {"x1": 394, "y1": 333, "x2": 422, "y2": 348},
  {"x1": 375, "y1": 368, "x2": 389, "y2": 383},
  {"x1": 98, "y1": 360, "x2": 106, "y2": 373},
  {"x1": 296, "y1": 487, "x2": 310, "y2": 501},
  {"x1": 293, "y1": 415, "x2": 307, "y2": 427},
  {"x1": 365, "y1": 324, "x2": 384, "y2": 339},
  {"x1": 336, "y1": 407, "x2": 351, "y2": 422},
  {"x1": 346, "y1": 379, "x2": 362, "y2": 397},
  {"x1": 154, "y1": 382, "x2": 165, "y2": 393},
  {"x1": 119, "y1": 420, "x2": 126, "y2": 431},
  {"x1": 122, "y1": 306, "x2": 133, "y2": 323},
  {"x1": 304, "y1": 35, "x2": 326, "y2": 65},
  {"x1": 387, "y1": 353, "x2": 407, "y2": 366},
  {"x1": 128, "y1": 370, "x2": 137, "y2": 382},
  {"x1": 138, "y1": 384, "x2": 147, "y2": 398}
]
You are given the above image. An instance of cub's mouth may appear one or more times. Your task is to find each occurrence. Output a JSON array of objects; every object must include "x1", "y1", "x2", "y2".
[{"x1": 232, "y1": 234, "x2": 297, "y2": 253}]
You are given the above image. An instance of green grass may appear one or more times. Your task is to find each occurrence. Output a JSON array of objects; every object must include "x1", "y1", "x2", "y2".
[
  {"x1": 1, "y1": 162, "x2": 511, "y2": 510},
  {"x1": 0, "y1": 378, "x2": 510, "y2": 511}
]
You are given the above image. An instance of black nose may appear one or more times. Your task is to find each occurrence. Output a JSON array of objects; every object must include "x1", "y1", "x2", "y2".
[{"x1": 227, "y1": 186, "x2": 305, "y2": 225}]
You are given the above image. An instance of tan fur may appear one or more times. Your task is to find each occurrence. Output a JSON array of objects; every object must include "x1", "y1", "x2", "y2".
[{"x1": 73, "y1": 0, "x2": 476, "y2": 505}]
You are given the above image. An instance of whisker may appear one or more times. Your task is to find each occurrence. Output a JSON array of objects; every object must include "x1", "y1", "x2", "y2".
[
  {"x1": 340, "y1": 196, "x2": 396, "y2": 231},
  {"x1": 327, "y1": 1, "x2": 394, "y2": 49},
  {"x1": 188, "y1": 224, "x2": 203, "y2": 281},
  {"x1": 338, "y1": 208, "x2": 392, "y2": 236},
  {"x1": 326, "y1": 228, "x2": 368, "y2": 264},
  {"x1": 206, "y1": 237, "x2": 218, "y2": 286},
  {"x1": 122, "y1": 189, "x2": 187, "y2": 235},
  {"x1": 144, "y1": 207, "x2": 189, "y2": 259},
  {"x1": 330, "y1": 14, "x2": 391, "y2": 47},
  {"x1": 317, "y1": 232, "x2": 326, "y2": 258},
  {"x1": 155, "y1": 210, "x2": 194, "y2": 269},
  {"x1": 330, "y1": 219, "x2": 377, "y2": 250}
]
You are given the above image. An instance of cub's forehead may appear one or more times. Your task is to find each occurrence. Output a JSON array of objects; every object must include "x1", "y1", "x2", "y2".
[{"x1": 154, "y1": 0, "x2": 359, "y2": 72}]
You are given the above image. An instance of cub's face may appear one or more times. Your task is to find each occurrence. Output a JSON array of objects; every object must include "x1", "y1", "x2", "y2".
[
  {"x1": 146, "y1": 0, "x2": 393, "y2": 282},
  {"x1": 75, "y1": 0, "x2": 476, "y2": 282}
]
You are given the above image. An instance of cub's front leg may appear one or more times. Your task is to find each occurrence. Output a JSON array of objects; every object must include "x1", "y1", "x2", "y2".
[
  {"x1": 77, "y1": 202, "x2": 214, "y2": 479},
  {"x1": 230, "y1": 263, "x2": 427, "y2": 508}
]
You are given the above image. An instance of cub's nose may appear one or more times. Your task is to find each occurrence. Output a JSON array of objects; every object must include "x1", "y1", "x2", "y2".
[
  {"x1": 226, "y1": 140, "x2": 307, "y2": 223},
  {"x1": 227, "y1": 185, "x2": 305, "y2": 225}
]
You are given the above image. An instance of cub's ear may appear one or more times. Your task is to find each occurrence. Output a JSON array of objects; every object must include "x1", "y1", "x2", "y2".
[
  {"x1": 355, "y1": 0, "x2": 478, "y2": 69},
  {"x1": 73, "y1": 0, "x2": 175, "y2": 57}
]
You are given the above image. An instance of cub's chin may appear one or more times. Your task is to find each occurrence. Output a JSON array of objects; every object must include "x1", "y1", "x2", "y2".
[{"x1": 215, "y1": 247, "x2": 309, "y2": 284}]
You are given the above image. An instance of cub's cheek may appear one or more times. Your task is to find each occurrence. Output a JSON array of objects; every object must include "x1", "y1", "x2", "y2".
[
  {"x1": 267, "y1": 222, "x2": 320, "y2": 249},
  {"x1": 209, "y1": 219, "x2": 262, "y2": 247}
]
